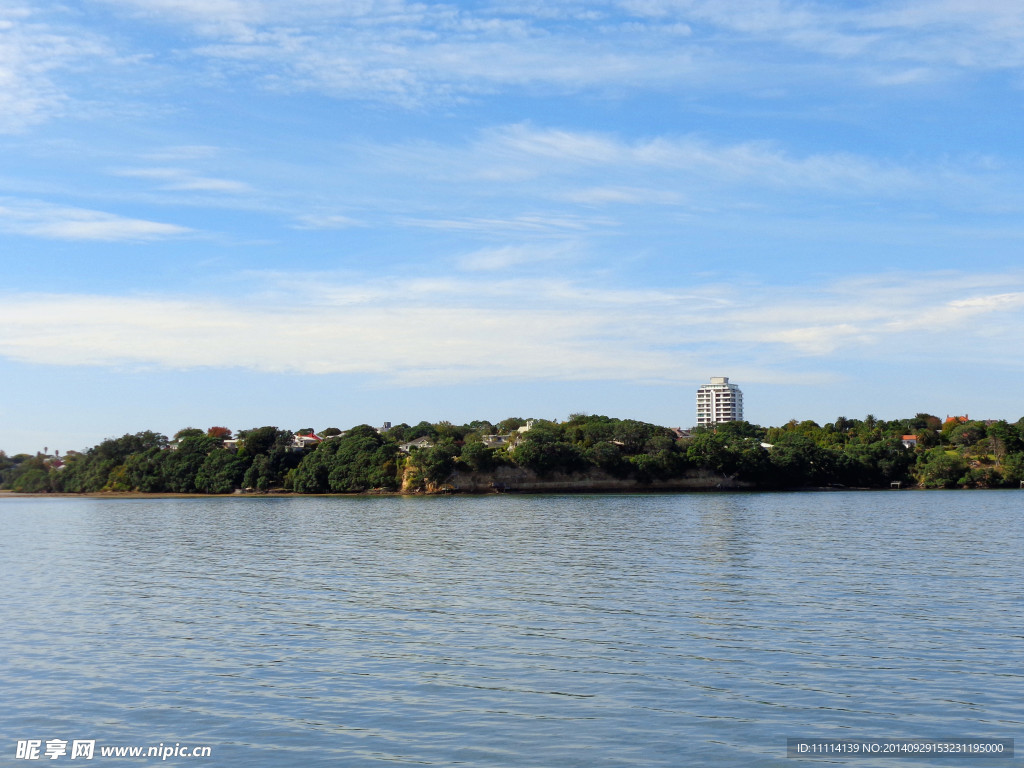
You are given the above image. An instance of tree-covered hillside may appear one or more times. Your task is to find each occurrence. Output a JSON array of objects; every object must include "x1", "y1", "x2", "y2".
[{"x1": 3, "y1": 413, "x2": 1024, "y2": 493}]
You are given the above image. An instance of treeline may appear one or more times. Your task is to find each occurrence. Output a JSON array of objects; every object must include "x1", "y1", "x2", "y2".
[{"x1": 3, "y1": 413, "x2": 1024, "y2": 494}]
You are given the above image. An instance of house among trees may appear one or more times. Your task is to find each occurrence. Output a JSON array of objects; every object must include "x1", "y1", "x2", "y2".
[
  {"x1": 290, "y1": 431, "x2": 323, "y2": 452},
  {"x1": 399, "y1": 436, "x2": 434, "y2": 453},
  {"x1": 8, "y1": 410, "x2": 1024, "y2": 495}
]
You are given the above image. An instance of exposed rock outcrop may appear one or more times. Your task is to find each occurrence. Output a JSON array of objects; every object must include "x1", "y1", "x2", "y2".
[{"x1": 439, "y1": 466, "x2": 753, "y2": 494}]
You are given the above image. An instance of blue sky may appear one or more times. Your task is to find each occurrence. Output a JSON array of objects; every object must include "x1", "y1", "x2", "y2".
[{"x1": 3, "y1": 0, "x2": 1024, "y2": 454}]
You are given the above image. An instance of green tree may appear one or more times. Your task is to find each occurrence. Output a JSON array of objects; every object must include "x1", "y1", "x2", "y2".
[
  {"x1": 562, "y1": 415, "x2": 616, "y2": 448},
  {"x1": 767, "y1": 434, "x2": 836, "y2": 487},
  {"x1": 382, "y1": 423, "x2": 412, "y2": 442},
  {"x1": 0, "y1": 450, "x2": 13, "y2": 480},
  {"x1": 237, "y1": 427, "x2": 300, "y2": 490},
  {"x1": 627, "y1": 448, "x2": 688, "y2": 482},
  {"x1": 833, "y1": 416, "x2": 855, "y2": 433},
  {"x1": 714, "y1": 420, "x2": 768, "y2": 441},
  {"x1": 434, "y1": 421, "x2": 468, "y2": 442},
  {"x1": 243, "y1": 455, "x2": 273, "y2": 492},
  {"x1": 238, "y1": 426, "x2": 291, "y2": 457},
  {"x1": 55, "y1": 431, "x2": 168, "y2": 492},
  {"x1": 514, "y1": 440, "x2": 587, "y2": 476},
  {"x1": 948, "y1": 421, "x2": 986, "y2": 448},
  {"x1": 408, "y1": 421, "x2": 439, "y2": 440},
  {"x1": 0, "y1": 452, "x2": 32, "y2": 488},
  {"x1": 411, "y1": 438, "x2": 461, "y2": 485},
  {"x1": 195, "y1": 449, "x2": 248, "y2": 494},
  {"x1": 11, "y1": 467, "x2": 52, "y2": 493},
  {"x1": 987, "y1": 421, "x2": 1024, "y2": 458},
  {"x1": 124, "y1": 447, "x2": 169, "y2": 493},
  {"x1": 685, "y1": 432, "x2": 767, "y2": 479},
  {"x1": 162, "y1": 435, "x2": 220, "y2": 493},
  {"x1": 958, "y1": 466, "x2": 999, "y2": 489},
  {"x1": 998, "y1": 452, "x2": 1024, "y2": 485},
  {"x1": 915, "y1": 448, "x2": 968, "y2": 489},
  {"x1": 910, "y1": 413, "x2": 942, "y2": 431},
  {"x1": 293, "y1": 425, "x2": 398, "y2": 493},
  {"x1": 459, "y1": 441, "x2": 498, "y2": 473},
  {"x1": 611, "y1": 420, "x2": 657, "y2": 454},
  {"x1": 835, "y1": 438, "x2": 914, "y2": 487},
  {"x1": 5, "y1": 455, "x2": 53, "y2": 492},
  {"x1": 585, "y1": 441, "x2": 629, "y2": 477},
  {"x1": 496, "y1": 417, "x2": 528, "y2": 433}
]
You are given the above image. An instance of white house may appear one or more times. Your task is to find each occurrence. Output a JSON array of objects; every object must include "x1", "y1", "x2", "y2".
[
  {"x1": 399, "y1": 436, "x2": 434, "y2": 453},
  {"x1": 290, "y1": 433, "x2": 323, "y2": 451}
]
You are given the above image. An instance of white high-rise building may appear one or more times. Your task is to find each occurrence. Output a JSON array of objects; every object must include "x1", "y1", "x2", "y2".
[{"x1": 696, "y1": 376, "x2": 743, "y2": 426}]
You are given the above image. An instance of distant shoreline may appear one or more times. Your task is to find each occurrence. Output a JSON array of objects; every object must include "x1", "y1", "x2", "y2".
[
  {"x1": 1, "y1": 485, "x2": 973, "y2": 500},
  {"x1": 6, "y1": 417, "x2": 1019, "y2": 493}
]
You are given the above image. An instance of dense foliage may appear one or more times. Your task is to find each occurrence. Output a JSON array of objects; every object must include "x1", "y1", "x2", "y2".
[{"x1": 4, "y1": 413, "x2": 1024, "y2": 494}]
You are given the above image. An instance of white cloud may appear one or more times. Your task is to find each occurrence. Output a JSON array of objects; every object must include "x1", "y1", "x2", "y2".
[
  {"x1": 144, "y1": 145, "x2": 224, "y2": 161},
  {"x1": 350, "y1": 122, "x2": 1024, "y2": 222},
  {"x1": 619, "y1": 0, "x2": 1024, "y2": 71},
  {"x1": 885, "y1": 290, "x2": 1024, "y2": 335},
  {"x1": 7, "y1": 0, "x2": 1024, "y2": 138},
  {"x1": 292, "y1": 213, "x2": 365, "y2": 230},
  {"x1": 561, "y1": 186, "x2": 686, "y2": 205},
  {"x1": 2, "y1": 270, "x2": 1023, "y2": 384},
  {"x1": 367, "y1": 124, "x2": 929, "y2": 203},
  {"x1": 0, "y1": 199, "x2": 192, "y2": 241},
  {"x1": 96, "y1": 0, "x2": 261, "y2": 39},
  {"x1": 0, "y1": 9, "x2": 109, "y2": 132},
  {"x1": 0, "y1": 290, "x2": 681, "y2": 383},
  {"x1": 111, "y1": 167, "x2": 252, "y2": 194},
  {"x1": 715, "y1": 273, "x2": 1024, "y2": 357},
  {"x1": 485, "y1": 124, "x2": 921, "y2": 193},
  {"x1": 401, "y1": 213, "x2": 614, "y2": 233},
  {"x1": 457, "y1": 243, "x2": 580, "y2": 271},
  {"x1": 72, "y1": 0, "x2": 1024, "y2": 115}
]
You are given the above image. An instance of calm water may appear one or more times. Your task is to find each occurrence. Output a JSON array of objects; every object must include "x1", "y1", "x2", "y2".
[{"x1": 0, "y1": 492, "x2": 1021, "y2": 766}]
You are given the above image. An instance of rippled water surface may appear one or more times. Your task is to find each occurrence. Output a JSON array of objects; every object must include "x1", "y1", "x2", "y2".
[{"x1": 1, "y1": 492, "x2": 1021, "y2": 766}]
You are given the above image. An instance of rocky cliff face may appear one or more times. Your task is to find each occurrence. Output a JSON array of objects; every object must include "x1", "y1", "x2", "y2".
[{"x1": 416, "y1": 465, "x2": 753, "y2": 494}]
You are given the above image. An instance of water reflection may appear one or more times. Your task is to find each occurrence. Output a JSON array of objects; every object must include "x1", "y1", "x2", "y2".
[{"x1": 0, "y1": 492, "x2": 1021, "y2": 767}]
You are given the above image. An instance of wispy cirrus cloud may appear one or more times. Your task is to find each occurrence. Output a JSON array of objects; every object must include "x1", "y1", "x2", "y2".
[
  {"x1": 291, "y1": 213, "x2": 365, "y2": 230},
  {"x1": 5, "y1": 0, "x2": 1023, "y2": 141},
  {"x1": 401, "y1": 212, "x2": 613, "y2": 234},
  {"x1": 97, "y1": 0, "x2": 699, "y2": 104},
  {"x1": 0, "y1": 8, "x2": 110, "y2": 132},
  {"x1": 457, "y1": 242, "x2": 581, "y2": 272},
  {"x1": 71, "y1": 0, "x2": 1024, "y2": 114},
  {"x1": 361, "y1": 123, "x2": 989, "y2": 215},
  {"x1": 110, "y1": 166, "x2": 252, "y2": 194},
  {"x1": 0, "y1": 198, "x2": 191, "y2": 241},
  {"x1": 619, "y1": 0, "x2": 1024, "y2": 71},
  {"x1": 95, "y1": 0, "x2": 261, "y2": 39},
  {"x1": 561, "y1": 186, "x2": 686, "y2": 206},
  {"x1": 479, "y1": 124, "x2": 922, "y2": 194}
]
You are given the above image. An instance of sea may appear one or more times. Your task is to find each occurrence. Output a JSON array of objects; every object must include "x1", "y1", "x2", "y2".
[{"x1": 0, "y1": 491, "x2": 1020, "y2": 766}]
